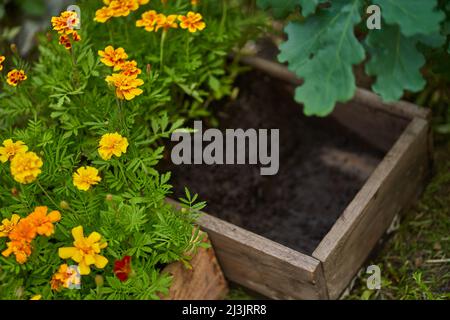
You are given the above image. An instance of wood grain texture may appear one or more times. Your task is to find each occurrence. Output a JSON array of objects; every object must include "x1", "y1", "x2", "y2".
[
  {"x1": 312, "y1": 118, "x2": 430, "y2": 299},
  {"x1": 197, "y1": 213, "x2": 329, "y2": 300},
  {"x1": 161, "y1": 232, "x2": 229, "y2": 300}
]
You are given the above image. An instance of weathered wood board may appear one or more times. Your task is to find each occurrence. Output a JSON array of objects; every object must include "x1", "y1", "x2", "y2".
[{"x1": 162, "y1": 232, "x2": 229, "y2": 300}]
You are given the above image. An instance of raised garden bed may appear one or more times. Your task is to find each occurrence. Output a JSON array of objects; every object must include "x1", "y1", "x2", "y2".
[{"x1": 166, "y1": 58, "x2": 432, "y2": 300}]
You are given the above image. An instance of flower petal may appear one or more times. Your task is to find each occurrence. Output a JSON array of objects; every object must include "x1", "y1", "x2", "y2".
[
  {"x1": 94, "y1": 255, "x2": 108, "y2": 269},
  {"x1": 58, "y1": 247, "x2": 77, "y2": 259},
  {"x1": 78, "y1": 262, "x2": 91, "y2": 275},
  {"x1": 71, "y1": 226, "x2": 84, "y2": 241}
]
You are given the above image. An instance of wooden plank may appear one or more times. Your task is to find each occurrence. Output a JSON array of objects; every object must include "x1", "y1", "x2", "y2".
[
  {"x1": 197, "y1": 213, "x2": 329, "y2": 300},
  {"x1": 312, "y1": 118, "x2": 430, "y2": 299},
  {"x1": 162, "y1": 232, "x2": 229, "y2": 300}
]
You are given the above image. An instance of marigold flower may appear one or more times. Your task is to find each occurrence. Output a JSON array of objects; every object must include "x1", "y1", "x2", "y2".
[
  {"x1": 118, "y1": 60, "x2": 141, "y2": 77},
  {"x1": 0, "y1": 214, "x2": 21, "y2": 238},
  {"x1": 106, "y1": 73, "x2": 144, "y2": 100},
  {"x1": 27, "y1": 206, "x2": 61, "y2": 237},
  {"x1": 0, "y1": 55, "x2": 5, "y2": 71},
  {"x1": 98, "y1": 133, "x2": 129, "y2": 160},
  {"x1": 2, "y1": 240, "x2": 32, "y2": 264},
  {"x1": 30, "y1": 295, "x2": 42, "y2": 300},
  {"x1": 51, "y1": 11, "x2": 79, "y2": 35},
  {"x1": 110, "y1": 0, "x2": 139, "y2": 17},
  {"x1": 8, "y1": 218, "x2": 37, "y2": 243},
  {"x1": 114, "y1": 256, "x2": 132, "y2": 282},
  {"x1": 58, "y1": 226, "x2": 108, "y2": 275},
  {"x1": 0, "y1": 139, "x2": 28, "y2": 163},
  {"x1": 136, "y1": 10, "x2": 159, "y2": 32},
  {"x1": 10, "y1": 151, "x2": 43, "y2": 184},
  {"x1": 155, "y1": 14, "x2": 178, "y2": 32},
  {"x1": 73, "y1": 166, "x2": 102, "y2": 191},
  {"x1": 94, "y1": 6, "x2": 114, "y2": 23},
  {"x1": 98, "y1": 46, "x2": 128, "y2": 70},
  {"x1": 6, "y1": 69, "x2": 27, "y2": 87},
  {"x1": 178, "y1": 12, "x2": 206, "y2": 33},
  {"x1": 59, "y1": 34, "x2": 72, "y2": 50},
  {"x1": 191, "y1": 0, "x2": 199, "y2": 6},
  {"x1": 51, "y1": 264, "x2": 80, "y2": 291}
]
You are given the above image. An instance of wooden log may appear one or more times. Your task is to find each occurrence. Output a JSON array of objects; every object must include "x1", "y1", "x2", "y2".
[{"x1": 161, "y1": 232, "x2": 229, "y2": 300}]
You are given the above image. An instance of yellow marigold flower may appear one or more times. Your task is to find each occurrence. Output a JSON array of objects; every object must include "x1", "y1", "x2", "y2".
[
  {"x1": 138, "y1": 0, "x2": 149, "y2": 4},
  {"x1": 51, "y1": 264, "x2": 80, "y2": 291},
  {"x1": 73, "y1": 166, "x2": 101, "y2": 191},
  {"x1": 0, "y1": 139, "x2": 28, "y2": 163},
  {"x1": 98, "y1": 46, "x2": 128, "y2": 70},
  {"x1": 98, "y1": 133, "x2": 129, "y2": 160},
  {"x1": 51, "y1": 11, "x2": 79, "y2": 35},
  {"x1": 30, "y1": 295, "x2": 42, "y2": 300},
  {"x1": 0, "y1": 214, "x2": 21, "y2": 238},
  {"x1": 2, "y1": 240, "x2": 32, "y2": 264},
  {"x1": 27, "y1": 206, "x2": 61, "y2": 237},
  {"x1": 136, "y1": 10, "x2": 158, "y2": 32},
  {"x1": 178, "y1": 12, "x2": 206, "y2": 33},
  {"x1": 0, "y1": 55, "x2": 5, "y2": 71},
  {"x1": 94, "y1": 6, "x2": 114, "y2": 23},
  {"x1": 6, "y1": 69, "x2": 27, "y2": 87},
  {"x1": 119, "y1": 60, "x2": 142, "y2": 77},
  {"x1": 110, "y1": 0, "x2": 139, "y2": 17},
  {"x1": 106, "y1": 73, "x2": 144, "y2": 100},
  {"x1": 10, "y1": 151, "x2": 43, "y2": 184},
  {"x1": 58, "y1": 226, "x2": 108, "y2": 275},
  {"x1": 155, "y1": 14, "x2": 178, "y2": 32}
]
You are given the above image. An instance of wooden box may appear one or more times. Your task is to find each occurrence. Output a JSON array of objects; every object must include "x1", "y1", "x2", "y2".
[{"x1": 180, "y1": 58, "x2": 431, "y2": 300}]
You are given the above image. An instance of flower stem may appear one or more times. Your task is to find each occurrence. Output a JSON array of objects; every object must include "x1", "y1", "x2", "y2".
[
  {"x1": 36, "y1": 181, "x2": 59, "y2": 210},
  {"x1": 219, "y1": 0, "x2": 228, "y2": 36},
  {"x1": 160, "y1": 29, "x2": 167, "y2": 73}
]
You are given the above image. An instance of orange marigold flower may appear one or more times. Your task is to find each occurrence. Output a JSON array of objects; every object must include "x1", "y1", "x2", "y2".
[
  {"x1": 51, "y1": 264, "x2": 80, "y2": 291},
  {"x1": 119, "y1": 60, "x2": 142, "y2": 77},
  {"x1": 98, "y1": 46, "x2": 128, "y2": 70},
  {"x1": 98, "y1": 133, "x2": 129, "y2": 160},
  {"x1": 0, "y1": 214, "x2": 21, "y2": 238},
  {"x1": 8, "y1": 218, "x2": 37, "y2": 243},
  {"x1": 178, "y1": 11, "x2": 206, "y2": 33},
  {"x1": 136, "y1": 10, "x2": 159, "y2": 32},
  {"x1": 191, "y1": 0, "x2": 199, "y2": 6},
  {"x1": 51, "y1": 11, "x2": 79, "y2": 35},
  {"x1": 6, "y1": 69, "x2": 27, "y2": 87},
  {"x1": 10, "y1": 151, "x2": 43, "y2": 184},
  {"x1": 58, "y1": 226, "x2": 108, "y2": 275},
  {"x1": 0, "y1": 55, "x2": 5, "y2": 71},
  {"x1": 155, "y1": 14, "x2": 178, "y2": 32},
  {"x1": 0, "y1": 139, "x2": 28, "y2": 163},
  {"x1": 73, "y1": 166, "x2": 102, "y2": 191},
  {"x1": 1, "y1": 240, "x2": 32, "y2": 264},
  {"x1": 94, "y1": 6, "x2": 114, "y2": 23},
  {"x1": 27, "y1": 206, "x2": 61, "y2": 237},
  {"x1": 106, "y1": 73, "x2": 144, "y2": 100}
]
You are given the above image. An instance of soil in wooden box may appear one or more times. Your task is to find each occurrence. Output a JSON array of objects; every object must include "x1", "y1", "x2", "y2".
[{"x1": 162, "y1": 71, "x2": 406, "y2": 255}]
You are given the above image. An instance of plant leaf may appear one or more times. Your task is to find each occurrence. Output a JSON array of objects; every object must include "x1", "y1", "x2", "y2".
[
  {"x1": 365, "y1": 25, "x2": 426, "y2": 102},
  {"x1": 257, "y1": 0, "x2": 324, "y2": 18},
  {"x1": 278, "y1": 0, "x2": 365, "y2": 116},
  {"x1": 373, "y1": 0, "x2": 445, "y2": 37}
]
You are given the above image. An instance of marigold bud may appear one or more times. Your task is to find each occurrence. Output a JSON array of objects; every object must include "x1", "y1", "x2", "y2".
[
  {"x1": 106, "y1": 194, "x2": 113, "y2": 201},
  {"x1": 11, "y1": 187, "x2": 19, "y2": 197},
  {"x1": 95, "y1": 275, "x2": 104, "y2": 287},
  {"x1": 60, "y1": 200, "x2": 70, "y2": 210},
  {"x1": 146, "y1": 64, "x2": 151, "y2": 74},
  {"x1": 10, "y1": 43, "x2": 17, "y2": 54}
]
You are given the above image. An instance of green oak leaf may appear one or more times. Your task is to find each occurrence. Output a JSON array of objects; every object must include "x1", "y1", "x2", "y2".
[
  {"x1": 256, "y1": 0, "x2": 324, "y2": 18},
  {"x1": 278, "y1": 0, "x2": 365, "y2": 116},
  {"x1": 365, "y1": 25, "x2": 426, "y2": 102},
  {"x1": 373, "y1": 0, "x2": 445, "y2": 37}
]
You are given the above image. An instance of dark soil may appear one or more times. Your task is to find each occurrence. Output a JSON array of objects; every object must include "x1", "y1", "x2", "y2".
[{"x1": 163, "y1": 71, "x2": 388, "y2": 254}]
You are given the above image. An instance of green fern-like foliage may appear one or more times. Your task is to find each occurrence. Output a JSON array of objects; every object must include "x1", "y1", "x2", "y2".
[{"x1": 257, "y1": 0, "x2": 448, "y2": 116}]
